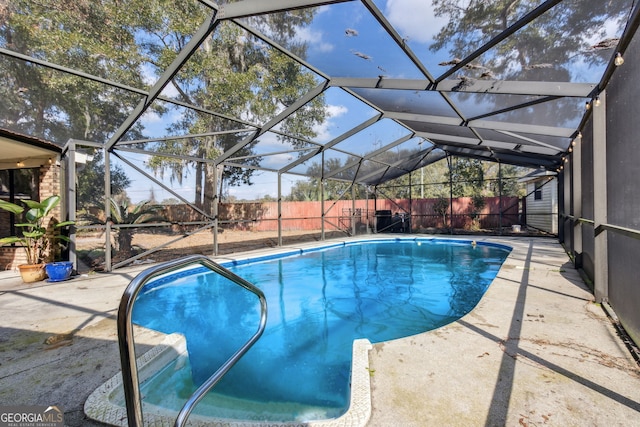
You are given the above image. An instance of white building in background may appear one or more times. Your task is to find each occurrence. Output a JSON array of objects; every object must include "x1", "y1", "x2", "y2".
[{"x1": 519, "y1": 170, "x2": 558, "y2": 234}]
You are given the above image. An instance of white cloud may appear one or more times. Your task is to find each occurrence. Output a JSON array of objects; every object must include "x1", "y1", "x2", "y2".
[
  {"x1": 139, "y1": 108, "x2": 183, "y2": 138},
  {"x1": 140, "y1": 63, "x2": 156, "y2": 86},
  {"x1": 260, "y1": 152, "x2": 297, "y2": 169},
  {"x1": 296, "y1": 25, "x2": 334, "y2": 53},
  {"x1": 159, "y1": 82, "x2": 180, "y2": 98},
  {"x1": 313, "y1": 103, "x2": 348, "y2": 142},
  {"x1": 327, "y1": 103, "x2": 348, "y2": 119},
  {"x1": 317, "y1": 42, "x2": 334, "y2": 53},
  {"x1": 584, "y1": 17, "x2": 621, "y2": 46},
  {"x1": 140, "y1": 110, "x2": 162, "y2": 124},
  {"x1": 141, "y1": 63, "x2": 181, "y2": 98},
  {"x1": 385, "y1": 0, "x2": 448, "y2": 44}
]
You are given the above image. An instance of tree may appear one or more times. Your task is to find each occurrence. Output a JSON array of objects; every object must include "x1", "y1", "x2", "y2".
[
  {"x1": 288, "y1": 177, "x2": 358, "y2": 202},
  {"x1": 287, "y1": 157, "x2": 369, "y2": 201},
  {"x1": 366, "y1": 155, "x2": 532, "y2": 202},
  {"x1": 469, "y1": 193, "x2": 486, "y2": 229},
  {"x1": 287, "y1": 179, "x2": 319, "y2": 202},
  {"x1": 484, "y1": 163, "x2": 529, "y2": 197},
  {"x1": 0, "y1": 1, "x2": 149, "y2": 144},
  {"x1": 148, "y1": 187, "x2": 157, "y2": 204},
  {"x1": 108, "y1": 199, "x2": 164, "y2": 257},
  {"x1": 1, "y1": 1, "x2": 155, "y2": 216},
  {"x1": 433, "y1": 196, "x2": 450, "y2": 227},
  {"x1": 430, "y1": 0, "x2": 630, "y2": 130},
  {"x1": 414, "y1": 158, "x2": 451, "y2": 199},
  {"x1": 142, "y1": 4, "x2": 327, "y2": 213},
  {"x1": 76, "y1": 150, "x2": 131, "y2": 211},
  {"x1": 432, "y1": 0, "x2": 628, "y2": 75},
  {"x1": 379, "y1": 158, "x2": 451, "y2": 200},
  {"x1": 448, "y1": 158, "x2": 484, "y2": 197},
  {"x1": 377, "y1": 174, "x2": 411, "y2": 199}
]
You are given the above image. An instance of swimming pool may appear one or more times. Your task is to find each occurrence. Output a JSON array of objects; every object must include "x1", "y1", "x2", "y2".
[{"x1": 111, "y1": 238, "x2": 510, "y2": 424}]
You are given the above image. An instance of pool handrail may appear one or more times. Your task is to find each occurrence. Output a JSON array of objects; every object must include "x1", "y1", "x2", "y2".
[{"x1": 117, "y1": 254, "x2": 268, "y2": 427}]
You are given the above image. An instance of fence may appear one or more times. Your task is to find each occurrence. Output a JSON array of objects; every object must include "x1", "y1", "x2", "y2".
[{"x1": 161, "y1": 196, "x2": 520, "y2": 234}]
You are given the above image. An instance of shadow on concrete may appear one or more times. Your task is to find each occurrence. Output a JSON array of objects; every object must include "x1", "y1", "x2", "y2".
[
  {"x1": 0, "y1": 282, "x2": 165, "y2": 426},
  {"x1": 456, "y1": 241, "x2": 640, "y2": 426},
  {"x1": 0, "y1": 323, "x2": 166, "y2": 426}
]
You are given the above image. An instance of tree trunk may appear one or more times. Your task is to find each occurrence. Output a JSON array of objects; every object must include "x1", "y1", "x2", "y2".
[
  {"x1": 203, "y1": 162, "x2": 217, "y2": 215},
  {"x1": 117, "y1": 230, "x2": 133, "y2": 257},
  {"x1": 195, "y1": 159, "x2": 203, "y2": 208}
]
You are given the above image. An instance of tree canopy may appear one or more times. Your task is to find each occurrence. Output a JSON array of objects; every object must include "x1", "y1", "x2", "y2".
[
  {"x1": 430, "y1": 0, "x2": 631, "y2": 131},
  {"x1": 1, "y1": 0, "x2": 617, "y2": 208},
  {"x1": 0, "y1": 0, "x2": 148, "y2": 143},
  {"x1": 0, "y1": 1, "x2": 326, "y2": 212},
  {"x1": 76, "y1": 150, "x2": 131, "y2": 211},
  {"x1": 140, "y1": 5, "x2": 327, "y2": 212}
]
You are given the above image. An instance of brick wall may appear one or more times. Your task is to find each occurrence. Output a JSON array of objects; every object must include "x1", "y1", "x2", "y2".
[
  {"x1": 0, "y1": 247, "x2": 27, "y2": 271},
  {"x1": 39, "y1": 162, "x2": 61, "y2": 219}
]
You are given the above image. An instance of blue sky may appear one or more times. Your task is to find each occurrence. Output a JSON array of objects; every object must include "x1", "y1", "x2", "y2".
[
  {"x1": 122, "y1": 1, "x2": 451, "y2": 203},
  {"x1": 119, "y1": 0, "x2": 623, "y2": 203}
]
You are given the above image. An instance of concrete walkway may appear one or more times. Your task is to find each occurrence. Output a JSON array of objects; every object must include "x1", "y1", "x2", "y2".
[
  {"x1": 0, "y1": 236, "x2": 638, "y2": 426},
  {"x1": 368, "y1": 237, "x2": 640, "y2": 426}
]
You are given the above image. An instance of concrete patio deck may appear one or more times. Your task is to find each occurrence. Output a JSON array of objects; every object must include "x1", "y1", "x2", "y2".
[{"x1": 0, "y1": 235, "x2": 638, "y2": 426}]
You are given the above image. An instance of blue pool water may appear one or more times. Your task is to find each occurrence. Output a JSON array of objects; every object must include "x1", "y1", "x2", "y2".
[{"x1": 132, "y1": 238, "x2": 510, "y2": 421}]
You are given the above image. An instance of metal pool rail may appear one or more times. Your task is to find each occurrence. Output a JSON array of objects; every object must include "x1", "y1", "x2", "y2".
[{"x1": 116, "y1": 254, "x2": 268, "y2": 427}]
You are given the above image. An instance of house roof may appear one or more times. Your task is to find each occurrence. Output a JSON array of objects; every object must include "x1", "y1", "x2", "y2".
[
  {"x1": 517, "y1": 168, "x2": 557, "y2": 183},
  {"x1": 0, "y1": 128, "x2": 61, "y2": 170}
]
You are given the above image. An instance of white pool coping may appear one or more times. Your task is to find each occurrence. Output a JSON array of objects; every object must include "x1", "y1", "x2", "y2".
[{"x1": 85, "y1": 334, "x2": 373, "y2": 427}]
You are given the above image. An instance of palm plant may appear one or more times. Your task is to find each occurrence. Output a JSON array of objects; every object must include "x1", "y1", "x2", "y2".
[
  {"x1": 83, "y1": 198, "x2": 165, "y2": 257},
  {"x1": 0, "y1": 195, "x2": 74, "y2": 265}
]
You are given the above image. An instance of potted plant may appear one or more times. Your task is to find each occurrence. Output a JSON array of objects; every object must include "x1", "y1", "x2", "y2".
[{"x1": 0, "y1": 195, "x2": 74, "y2": 283}]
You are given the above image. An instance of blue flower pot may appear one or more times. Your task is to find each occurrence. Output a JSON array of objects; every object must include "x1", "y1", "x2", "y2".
[{"x1": 45, "y1": 261, "x2": 74, "y2": 282}]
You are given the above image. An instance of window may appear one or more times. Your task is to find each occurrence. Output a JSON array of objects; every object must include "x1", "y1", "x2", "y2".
[
  {"x1": 534, "y1": 181, "x2": 543, "y2": 200},
  {"x1": 0, "y1": 169, "x2": 39, "y2": 238}
]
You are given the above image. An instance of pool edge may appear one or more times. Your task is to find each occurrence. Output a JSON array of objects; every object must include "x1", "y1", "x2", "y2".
[{"x1": 84, "y1": 338, "x2": 373, "y2": 427}]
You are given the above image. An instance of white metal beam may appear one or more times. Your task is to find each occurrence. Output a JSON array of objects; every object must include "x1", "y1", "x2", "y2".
[
  {"x1": 389, "y1": 111, "x2": 574, "y2": 138},
  {"x1": 385, "y1": 112, "x2": 462, "y2": 126},
  {"x1": 329, "y1": 77, "x2": 595, "y2": 97},
  {"x1": 415, "y1": 132, "x2": 479, "y2": 145},
  {"x1": 218, "y1": 0, "x2": 352, "y2": 19},
  {"x1": 106, "y1": 12, "x2": 220, "y2": 150},
  {"x1": 468, "y1": 119, "x2": 575, "y2": 138}
]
